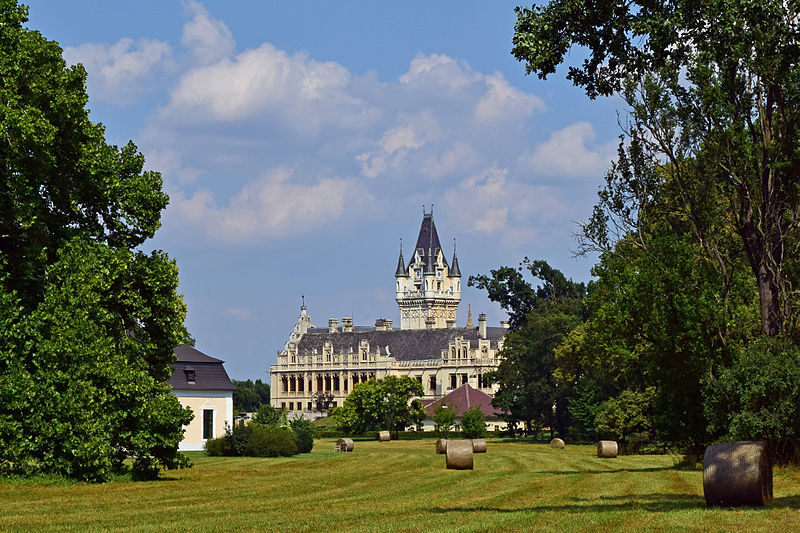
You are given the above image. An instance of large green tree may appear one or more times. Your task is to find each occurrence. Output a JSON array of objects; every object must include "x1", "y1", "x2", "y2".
[
  {"x1": 513, "y1": 0, "x2": 800, "y2": 337},
  {"x1": 0, "y1": 1, "x2": 192, "y2": 481},
  {"x1": 332, "y1": 376, "x2": 424, "y2": 438},
  {"x1": 472, "y1": 260, "x2": 588, "y2": 437}
]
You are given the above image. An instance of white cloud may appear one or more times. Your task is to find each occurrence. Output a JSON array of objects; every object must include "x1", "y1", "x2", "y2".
[
  {"x1": 523, "y1": 122, "x2": 617, "y2": 178},
  {"x1": 442, "y1": 167, "x2": 569, "y2": 245},
  {"x1": 356, "y1": 113, "x2": 441, "y2": 178},
  {"x1": 475, "y1": 73, "x2": 544, "y2": 122},
  {"x1": 169, "y1": 167, "x2": 370, "y2": 241},
  {"x1": 164, "y1": 43, "x2": 368, "y2": 129},
  {"x1": 181, "y1": 0, "x2": 235, "y2": 64},
  {"x1": 63, "y1": 38, "x2": 172, "y2": 105}
]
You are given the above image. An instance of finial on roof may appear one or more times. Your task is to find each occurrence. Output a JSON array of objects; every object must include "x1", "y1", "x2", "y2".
[
  {"x1": 466, "y1": 304, "x2": 474, "y2": 328},
  {"x1": 301, "y1": 295, "x2": 306, "y2": 310},
  {"x1": 451, "y1": 238, "x2": 461, "y2": 277}
]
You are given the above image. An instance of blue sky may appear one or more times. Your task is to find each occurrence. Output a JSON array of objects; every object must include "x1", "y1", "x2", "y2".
[{"x1": 25, "y1": 1, "x2": 622, "y2": 380}]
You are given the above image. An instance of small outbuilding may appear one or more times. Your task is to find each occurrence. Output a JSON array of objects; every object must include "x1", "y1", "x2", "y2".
[
  {"x1": 168, "y1": 345, "x2": 237, "y2": 451},
  {"x1": 418, "y1": 383, "x2": 507, "y2": 432}
]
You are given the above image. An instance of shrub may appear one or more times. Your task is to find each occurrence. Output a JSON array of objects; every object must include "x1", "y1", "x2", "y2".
[
  {"x1": 433, "y1": 404, "x2": 456, "y2": 438},
  {"x1": 290, "y1": 416, "x2": 317, "y2": 453},
  {"x1": 204, "y1": 436, "x2": 230, "y2": 456},
  {"x1": 243, "y1": 425, "x2": 298, "y2": 457},
  {"x1": 714, "y1": 336, "x2": 800, "y2": 464},
  {"x1": 461, "y1": 406, "x2": 487, "y2": 439},
  {"x1": 230, "y1": 422, "x2": 252, "y2": 456},
  {"x1": 594, "y1": 387, "x2": 655, "y2": 454}
]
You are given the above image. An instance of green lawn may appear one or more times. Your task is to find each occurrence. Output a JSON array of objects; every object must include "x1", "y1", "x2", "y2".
[{"x1": 3, "y1": 439, "x2": 800, "y2": 532}]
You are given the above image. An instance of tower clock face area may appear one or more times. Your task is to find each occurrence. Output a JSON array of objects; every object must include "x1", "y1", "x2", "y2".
[{"x1": 395, "y1": 211, "x2": 461, "y2": 330}]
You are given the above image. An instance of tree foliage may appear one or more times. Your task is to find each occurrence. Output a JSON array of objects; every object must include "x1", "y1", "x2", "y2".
[
  {"x1": 460, "y1": 406, "x2": 487, "y2": 439},
  {"x1": 232, "y1": 379, "x2": 270, "y2": 413},
  {"x1": 331, "y1": 376, "x2": 424, "y2": 438},
  {"x1": 513, "y1": 0, "x2": 800, "y2": 337},
  {"x1": 0, "y1": 1, "x2": 191, "y2": 481},
  {"x1": 433, "y1": 404, "x2": 456, "y2": 438},
  {"x1": 472, "y1": 260, "x2": 587, "y2": 437}
]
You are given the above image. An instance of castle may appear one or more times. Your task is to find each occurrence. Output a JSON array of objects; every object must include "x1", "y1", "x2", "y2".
[{"x1": 269, "y1": 210, "x2": 507, "y2": 418}]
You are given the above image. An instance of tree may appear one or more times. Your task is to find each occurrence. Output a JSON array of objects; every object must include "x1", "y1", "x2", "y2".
[
  {"x1": 332, "y1": 376, "x2": 424, "y2": 438},
  {"x1": 433, "y1": 404, "x2": 456, "y2": 438},
  {"x1": 252, "y1": 404, "x2": 289, "y2": 428},
  {"x1": 0, "y1": 2, "x2": 192, "y2": 481},
  {"x1": 232, "y1": 379, "x2": 270, "y2": 413},
  {"x1": 492, "y1": 300, "x2": 582, "y2": 438},
  {"x1": 469, "y1": 257, "x2": 590, "y2": 330},
  {"x1": 312, "y1": 390, "x2": 334, "y2": 414},
  {"x1": 512, "y1": 0, "x2": 800, "y2": 337},
  {"x1": 460, "y1": 406, "x2": 487, "y2": 439},
  {"x1": 472, "y1": 260, "x2": 587, "y2": 437}
]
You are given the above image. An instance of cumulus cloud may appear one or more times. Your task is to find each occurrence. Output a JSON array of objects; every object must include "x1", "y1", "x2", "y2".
[
  {"x1": 356, "y1": 113, "x2": 441, "y2": 178},
  {"x1": 522, "y1": 122, "x2": 617, "y2": 178},
  {"x1": 181, "y1": 0, "x2": 235, "y2": 64},
  {"x1": 164, "y1": 43, "x2": 370, "y2": 129},
  {"x1": 63, "y1": 38, "x2": 172, "y2": 105},
  {"x1": 475, "y1": 73, "x2": 544, "y2": 122},
  {"x1": 169, "y1": 167, "x2": 370, "y2": 241},
  {"x1": 442, "y1": 167, "x2": 570, "y2": 245}
]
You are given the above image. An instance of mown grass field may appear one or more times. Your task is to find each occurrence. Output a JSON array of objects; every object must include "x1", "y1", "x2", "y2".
[{"x1": 3, "y1": 438, "x2": 800, "y2": 532}]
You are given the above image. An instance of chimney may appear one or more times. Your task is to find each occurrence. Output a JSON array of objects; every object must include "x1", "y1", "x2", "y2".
[
  {"x1": 384, "y1": 318, "x2": 393, "y2": 330},
  {"x1": 375, "y1": 319, "x2": 386, "y2": 331},
  {"x1": 478, "y1": 313, "x2": 487, "y2": 339},
  {"x1": 342, "y1": 317, "x2": 354, "y2": 332},
  {"x1": 425, "y1": 317, "x2": 436, "y2": 329},
  {"x1": 446, "y1": 319, "x2": 456, "y2": 329},
  {"x1": 328, "y1": 318, "x2": 339, "y2": 333},
  {"x1": 500, "y1": 320, "x2": 510, "y2": 330}
]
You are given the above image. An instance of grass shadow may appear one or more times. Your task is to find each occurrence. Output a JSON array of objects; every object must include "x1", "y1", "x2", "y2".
[
  {"x1": 535, "y1": 465, "x2": 677, "y2": 475},
  {"x1": 431, "y1": 492, "x2": 705, "y2": 515}
]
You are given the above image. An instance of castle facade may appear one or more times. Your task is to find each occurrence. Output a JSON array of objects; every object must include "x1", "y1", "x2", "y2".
[{"x1": 269, "y1": 210, "x2": 506, "y2": 419}]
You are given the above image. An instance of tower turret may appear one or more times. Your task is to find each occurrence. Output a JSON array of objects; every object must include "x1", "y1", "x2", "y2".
[{"x1": 395, "y1": 207, "x2": 461, "y2": 329}]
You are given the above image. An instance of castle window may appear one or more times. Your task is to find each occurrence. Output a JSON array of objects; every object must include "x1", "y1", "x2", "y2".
[
  {"x1": 450, "y1": 373, "x2": 457, "y2": 389},
  {"x1": 429, "y1": 376, "x2": 436, "y2": 391}
]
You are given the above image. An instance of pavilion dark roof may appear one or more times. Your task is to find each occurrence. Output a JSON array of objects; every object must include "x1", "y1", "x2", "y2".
[
  {"x1": 169, "y1": 345, "x2": 237, "y2": 391},
  {"x1": 298, "y1": 326, "x2": 504, "y2": 361},
  {"x1": 424, "y1": 383, "x2": 505, "y2": 419}
]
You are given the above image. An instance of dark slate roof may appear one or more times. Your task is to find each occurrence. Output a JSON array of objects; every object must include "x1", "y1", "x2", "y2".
[
  {"x1": 395, "y1": 249, "x2": 407, "y2": 277},
  {"x1": 450, "y1": 249, "x2": 461, "y2": 277},
  {"x1": 424, "y1": 383, "x2": 505, "y2": 419},
  {"x1": 413, "y1": 213, "x2": 448, "y2": 273},
  {"x1": 295, "y1": 326, "x2": 504, "y2": 361},
  {"x1": 168, "y1": 345, "x2": 237, "y2": 391}
]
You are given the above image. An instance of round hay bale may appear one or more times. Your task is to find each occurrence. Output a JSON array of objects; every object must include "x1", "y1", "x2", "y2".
[
  {"x1": 472, "y1": 438, "x2": 487, "y2": 453},
  {"x1": 435, "y1": 439, "x2": 448, "y2": 454},
  {"x1": 703, "y1": 441, "x2": 772, "y2": 507},
  {"x1": 550, "y1": 438, "x2": 565, "y2": 449},
  {"x1": 597, "y1": 440, "x2": 618, "y2": 458},
  {"x1": 336, "y1": 438, "x2": 354, "y2": 452},
  {"x1": 446, "y1": 439, "x2": 474, "y2": 470},
  {"x1": 377, "y1": 430, "x2": 391, "y2": 442}
]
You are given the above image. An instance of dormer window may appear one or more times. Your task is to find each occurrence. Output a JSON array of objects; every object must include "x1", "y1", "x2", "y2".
[{"x1": 184, "y1": 366, "x2": 196, "y2": 384}]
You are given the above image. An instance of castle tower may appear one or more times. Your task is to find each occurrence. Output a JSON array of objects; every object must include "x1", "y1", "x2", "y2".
[{"x1": 395, "y1": 208, "x2": 461, "y2": 329}]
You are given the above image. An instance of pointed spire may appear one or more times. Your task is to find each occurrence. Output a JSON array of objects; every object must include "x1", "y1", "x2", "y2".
[
  {"x1": 466, "y1": 304, "x2": 474, "y2": 328},
  {"x1": 414, "y1": 206, "x2": 446, "y2": 273},
  {"x1": 395, "y1": 239, "x2": 407, "y2": 277},
  {"x1": 450, "y1": 238, "x2": 461, "y2": 277}
]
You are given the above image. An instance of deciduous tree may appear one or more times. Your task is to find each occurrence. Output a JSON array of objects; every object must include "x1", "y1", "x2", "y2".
[{"x1": 0, "y1": 1, "x2": 192, "y2": 481}]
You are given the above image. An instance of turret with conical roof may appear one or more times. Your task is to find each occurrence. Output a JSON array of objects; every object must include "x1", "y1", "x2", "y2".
[
  {"x1": 395, "y1": 207, "x2": 461, "y2": 330},
  {"x1": 450, "y1": 239, "x2": 461, "y2": 278},
  {"x1": 395, "y1": 241, "x2": 408, "y2": 277}
]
